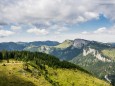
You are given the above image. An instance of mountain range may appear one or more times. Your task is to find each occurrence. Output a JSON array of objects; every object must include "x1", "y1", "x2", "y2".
[
  {"x1": 0, "y1": 39, "x2": 115, "y2": 85},
  {"x1": 0, "y1": 41, "x2": 59, "y2": 51}
]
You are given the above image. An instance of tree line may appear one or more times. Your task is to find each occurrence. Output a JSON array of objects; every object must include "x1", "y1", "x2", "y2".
[
  {"x1": 0, "y1": 50, "x2": 76, "y2": 68},
  {"x1": 0, "y1": 50, "x2": 89, "y2": 73}
]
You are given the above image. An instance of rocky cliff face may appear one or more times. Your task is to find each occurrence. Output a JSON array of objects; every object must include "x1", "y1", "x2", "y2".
[
  {"x1": 83, "y1": 47, "x2": 111, "y2": 62},
  {"x1": 73, "y1": 39, "x2": 90, "y2": 49}
]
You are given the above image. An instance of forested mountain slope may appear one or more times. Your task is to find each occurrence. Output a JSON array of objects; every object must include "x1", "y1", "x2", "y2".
[
  {"x1": 24, "y1": 39, "x2": 115, "y2": 85},
  {"x1": 0, "y1": 51, "x2": 110, "y2": 86}
]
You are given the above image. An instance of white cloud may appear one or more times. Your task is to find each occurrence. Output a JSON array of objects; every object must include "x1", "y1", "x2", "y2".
[
  {"x1": 108, "y1": 26, "x2": 115, "y2": 34},
  {"x1": 0, "y1": 0, "x2": 115, "y2": 25},
  {"x1": 94, "y1": 26, "x2": 115, "y2": 34},
  {"x1": 76, "y1": 26, "x2": 115, "y2": 42},
  {"x1": 0, "y1": 29, "x2": 14, "y2": 37},
  {"x1": 27, "y1": 24, "x2": 68, "y2": 35},
  {"x1": 0, "y1": 26, "x2": 115, "y2": 42},
  {"x1": 81, "y1": 26, "x2": 115, "y2": 35},
  {"x1": 27, "y1": 27, "x2": 49, "y2": 35},
  {"x1": 81, "y1": 31, "x2": 89, "y2": 34},
  {"x1": 48, "y1": 25, "x2": 68, "y2": 34},
  {"x1": 94, "y1": 27, "x2": 107, "y2": 34},
  {"x1": 0, "y1": 0, "x2": 101, "y2": 25},
  {"x1": 11, "y1": 26, "x2": 21, "y2": 31}
]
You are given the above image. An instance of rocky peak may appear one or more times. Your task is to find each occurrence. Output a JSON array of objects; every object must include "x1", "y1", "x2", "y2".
[{"x1": 73, "y1": 39, "x2": 90, "y2": 49}]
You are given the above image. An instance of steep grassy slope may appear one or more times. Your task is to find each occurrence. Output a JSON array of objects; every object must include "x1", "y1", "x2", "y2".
[
  {"x1": 101, "y1": 49, "x2": 115, "y2": 60},
  {"x1": 70, "y1": 54, "x2": 115, "y2": 78},
  {"x1": 24, "y1": 39, "x2": 115, "y2": 82},
  {"x1": 0, "y1": 60, "x2": 51, "y2": 86},
  {"x1": 55, "y1": 40, "x2": 73, "y2": 49},
  {"x1": 47, "y1": 67, "x2": 110, "y2": 86},
  {"x1": 0, "y1": 60, "x2": 110, "y2": 86},
  {"x1": 0, "y1": 50, "x2": 111, "y2": 86}
]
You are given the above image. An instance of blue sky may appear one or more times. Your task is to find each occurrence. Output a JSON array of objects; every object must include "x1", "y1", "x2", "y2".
[
  {"x1": 68, "y1": 15, "x2": 113, "y2": 32},
  {"x1": 0, "y1": 0, "x2": 115, "y2": 42}
]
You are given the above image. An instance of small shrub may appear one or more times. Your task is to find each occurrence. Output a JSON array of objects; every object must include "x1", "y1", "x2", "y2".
[{"x1": 2, "y1": 64, "x2": 6, "y2": 66}]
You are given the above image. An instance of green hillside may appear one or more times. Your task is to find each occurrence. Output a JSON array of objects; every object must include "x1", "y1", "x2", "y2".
[
  {"x1": 101, "y1": 49, "x2": 115, "y2": 60},
  {"x1": 0, "y1": 51, "x2": 110, "y2": 86},
  {"x1": 70, "y1": 53, "x2": 115, "y2": 78},
  {"x1": 55, "y1": 40, "x2": 73, "y2": 49},
  {"x1": 0, "y1": 60, "x2": 51, "y2": 86},
  {"x1": 24, "y1": 39, "x2": 115, "y2": 84}
]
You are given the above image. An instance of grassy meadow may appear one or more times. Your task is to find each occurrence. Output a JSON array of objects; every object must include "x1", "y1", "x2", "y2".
[
  {"x1": 101, "y1": 49, "x2": 115, "y2": 60},
  {"x1": 0, "y1": 59, "x2": 110, "y2": 86}
]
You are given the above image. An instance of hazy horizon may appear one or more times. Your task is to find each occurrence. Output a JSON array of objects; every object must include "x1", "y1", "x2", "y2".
[{"x1": 0, "y1": 38, "x2": 114, "y2": 44}]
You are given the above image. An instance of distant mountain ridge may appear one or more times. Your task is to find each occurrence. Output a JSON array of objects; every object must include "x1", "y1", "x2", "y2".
[
  {"x1": 23, "y1": 39, "x2": 115, "y2": 84},
  {"x1": 23, "y1": 39, "x2": 113, "y2": 63},
  {"x1": 0, "y1": 39, "x2": 115, "y2": 82},
  {"x1": 110, "y1": 43, "x2": 115, "y2": 48},
  {"x1": 0, "y1": 41, "x2": 59, "y2": 51}
]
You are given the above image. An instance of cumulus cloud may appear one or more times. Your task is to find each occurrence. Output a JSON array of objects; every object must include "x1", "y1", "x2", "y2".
[
  {"x1": 0, "y1": 0, "x2": 105, "y2": 25},
  {"x1": 48, "y1": 25, "x2": 68, "y2": 34},
  {"x1": 0, "y1": 29, "x2": 14, "y2": 37},
  {"x1": 0, "y1": 0, "x2": 115, "y2": 26},
  {"x1": 81, "y1": 31, "x2": 89, "y2": 34},
  {"x1": 108, "y1": 26, "x2": 115, "y2": 34},
  {"x1": 11, "y1": 25, "x2": 21, "y2": 31},
  {"x1": 94, "y1": 26, "x2": 115, "y2": 34},
  {"x1": 0, "y1": 0, "x2": 115, "y2": 31},
  {"x1": 80, "y1": 25, "x2": 115, "y2": 39},
  {"x1": 27, "y1": 27, "x2": 49, "y2": 35},
  {"x1": 94, "y1": 27, "x2": 107, "y2": 34},
  {"x1": 80, "y1": 25, "x2": 115, "y2": 35}
]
